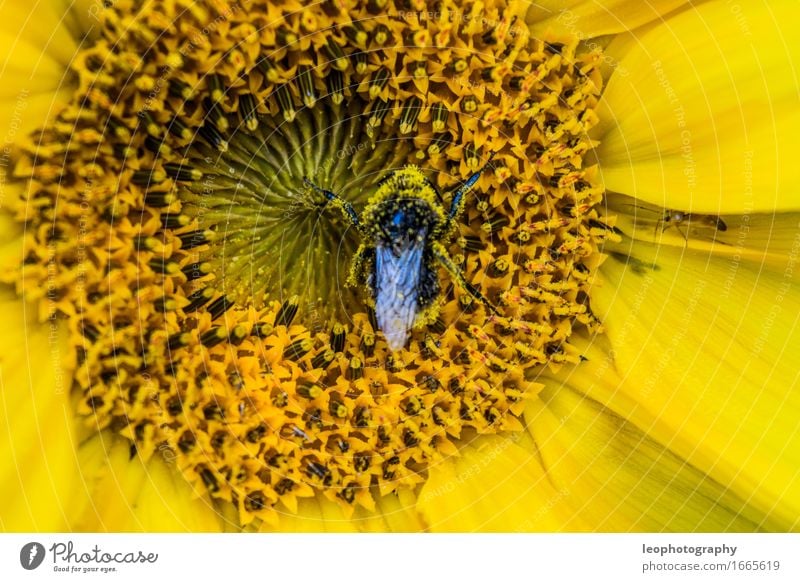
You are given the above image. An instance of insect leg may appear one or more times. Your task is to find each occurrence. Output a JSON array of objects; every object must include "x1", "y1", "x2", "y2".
[
  {"x1": 446, "y1": 152, "x2": 496, "y2": 222},
  {"x1": 432, "y1": 243, "x2": 500, "y2": 316},
  {"x1": 675, "y1": 222, "x2": 689, "y2": 245},
  {"x1": 347, "y1": 244, "x2": 374, "y2": 289},
  {"x1": 303, "y1": 177, "x2": 360, "y2": 227},
  {"x1": 654, "y1": 216, "x2": 664, "y2": 239}
]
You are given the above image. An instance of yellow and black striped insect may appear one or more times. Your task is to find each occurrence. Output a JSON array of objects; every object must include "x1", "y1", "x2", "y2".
[{"x1": 305, "y1": 158, "x2": 498, "y2": 351}]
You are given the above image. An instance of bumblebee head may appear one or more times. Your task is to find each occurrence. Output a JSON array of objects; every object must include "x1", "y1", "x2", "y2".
[
  {"x1": 371, "y1": 165, "x2": 440, "y2": 204},
  {"x1": 365, "y1": 166, "x2": 445, "y2": 251}
]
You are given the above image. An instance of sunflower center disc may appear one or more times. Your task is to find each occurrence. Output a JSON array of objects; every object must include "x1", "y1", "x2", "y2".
[{"x1": 8, "y1": 0, "x2": 619, "y2": 526}]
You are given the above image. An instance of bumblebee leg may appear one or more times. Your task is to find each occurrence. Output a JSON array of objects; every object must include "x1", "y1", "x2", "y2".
[
  {"x1": 433, "y1": 243, "x2": 499, "y2": 316},
  {"x1": 446, "y1": 152, "x2": 496, "y2": 222},
  {"x1": 348, "y1": 244, "x2": 374, "y2": 289},
  {"x1": 303, "y1": 177, "x2": 360, "y2": 227},
  {"x1": 417, "y1": 246, "x2": 441, "y2": 309}
]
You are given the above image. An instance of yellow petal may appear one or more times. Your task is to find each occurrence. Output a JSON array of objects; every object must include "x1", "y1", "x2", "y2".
[
  {"x1": 0, "y1": 204, "x2": 24, "y2": 277},
  {"x1": 526, "y1": 0, "x2": 690, "y2": 40},
  {"x1": 587, "y1": 236, "x2": 800, "y2": 529},
  {"x1": 527, "y1": 373, "x2": 775, "y2": 531},
  {"x1": 261, "y1": 496, "x2": 361, "y2": 532},
  {"x1": 0, "y1": 3, "x2": 77, "y2": 68},
  {"x1": 0, "y1": 0, "x2": 99, "y2": 162},
  {"x1": 605, "y1": 192, "x2": 800, "y2": 270},
  {"x1": 0, "y1": 34, "x2": 72, "y2": 99},
  {"x1": 356, "y1": 489, "x2": 426, "y2": 532},
  {"x1": 61, "y1": 0, "x2": 103, "y2": 45},
  {"x1": 417, "y1": 436, "x2": 588, "y2": 531},
  {"x1": 75, "y1": 434, "x2": 228, "y2": 532},
  {"x1": 595, "y1": 0, "x2": 800, "y2": 213},
  {"x1": 0, "y1": 292, "x2": 80, "y2": 531}
]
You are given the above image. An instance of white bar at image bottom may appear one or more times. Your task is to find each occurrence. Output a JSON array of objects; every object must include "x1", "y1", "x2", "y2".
[{"x1": 0, "y1": 533, "x2": 798, "y2": 582}]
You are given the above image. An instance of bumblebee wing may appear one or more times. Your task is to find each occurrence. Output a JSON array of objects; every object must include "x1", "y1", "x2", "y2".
[{"x1": 374, "y1": 241, "x2": 424, "y2": 351}]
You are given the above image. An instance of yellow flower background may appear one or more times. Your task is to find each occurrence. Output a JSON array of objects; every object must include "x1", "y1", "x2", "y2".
[{"x1": 0, "y1": 0, "x2": 798, "y2": 531}]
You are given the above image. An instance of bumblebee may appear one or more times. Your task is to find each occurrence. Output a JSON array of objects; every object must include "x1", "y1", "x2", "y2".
[{"x1": 305, "y1": 158, "x2": 497, "y2": 351}]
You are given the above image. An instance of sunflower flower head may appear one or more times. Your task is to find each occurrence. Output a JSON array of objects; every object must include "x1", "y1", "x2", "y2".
[{"x1": 5, "y1": 0, "x2": 620, "y2": 528}]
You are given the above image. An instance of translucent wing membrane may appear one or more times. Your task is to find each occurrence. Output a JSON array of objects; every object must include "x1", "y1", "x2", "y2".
[{"x1": 374, "y1": 239, "x2": 426, "y2": 351}]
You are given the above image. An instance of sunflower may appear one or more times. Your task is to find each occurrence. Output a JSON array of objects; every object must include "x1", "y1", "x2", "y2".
[{"x1": 1, "y1": 0, "x2": 798, "y2": 532}]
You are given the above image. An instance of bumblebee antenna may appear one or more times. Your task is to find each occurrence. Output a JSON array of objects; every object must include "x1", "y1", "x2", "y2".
[
  {"x1": 304, "y1": 177, "x2": 361, "y2": 227},
  {"x1": 447, "y1": 152, "x2": 497, "y2": 221}
]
